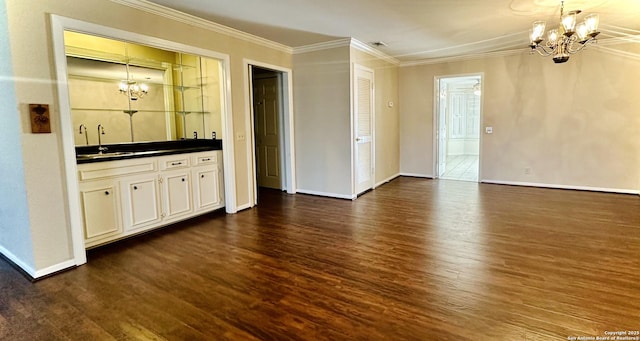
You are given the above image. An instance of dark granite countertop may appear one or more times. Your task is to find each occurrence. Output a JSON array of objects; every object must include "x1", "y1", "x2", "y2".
[{"x1": 76, "y1": 139, "x2": 222, "y2": 164}]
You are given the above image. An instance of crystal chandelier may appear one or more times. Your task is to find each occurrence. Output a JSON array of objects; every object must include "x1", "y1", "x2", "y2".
[
  {"x1": 118, "y1": 79, "x2": 149, "y2": 100},
  {"x1": 528, "y1": 1, "x2": 600, "y2": 64},
  {"x1": 118, "y1": 63, "x2": 149, "y2": 100}
]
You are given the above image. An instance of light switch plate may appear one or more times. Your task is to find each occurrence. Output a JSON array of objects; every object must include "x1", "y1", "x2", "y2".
[{"x1": 485, "y1": 127, "x2": 493, "y2": 134}]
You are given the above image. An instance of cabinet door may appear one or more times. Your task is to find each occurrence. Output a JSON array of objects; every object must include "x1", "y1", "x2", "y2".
[
  {"x1": 121, "y1": 175, "x2": 161, "y2": 231},
  {"x1": 162, "y1": 170, "x2": 192, "y2": 220},
  {"x1": 192, "y1": 166, "x2": 220, "y2": 211},
  {"x1": 79, "y1": 180, "x2": 122, "y2": 244}
]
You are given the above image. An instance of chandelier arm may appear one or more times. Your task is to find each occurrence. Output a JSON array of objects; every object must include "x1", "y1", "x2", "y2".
[
  {"x1": 532, "y1": 45, "x2": 554, "y2": 57},
  {"x1": 566, "y1": 38, "x2": 595, "y2": 54}
]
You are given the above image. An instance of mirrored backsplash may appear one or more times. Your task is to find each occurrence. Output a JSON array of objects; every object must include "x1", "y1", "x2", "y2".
[{"x1": 64, "y1": 31, "x2": 224, "y2": 146}]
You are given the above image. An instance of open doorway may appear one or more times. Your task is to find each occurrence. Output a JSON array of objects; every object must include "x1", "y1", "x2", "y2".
[
  {"x1": 436, "y1": 75, "x2": 482, "y2": 182},
  {"x1": 249, "y1": 65, "x2": 288, "y2": 204}
]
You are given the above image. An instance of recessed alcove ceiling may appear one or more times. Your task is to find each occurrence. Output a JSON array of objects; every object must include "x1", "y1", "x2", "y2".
[{"x1": 145, "y1": 0, "x2": 640, "y2": 62}]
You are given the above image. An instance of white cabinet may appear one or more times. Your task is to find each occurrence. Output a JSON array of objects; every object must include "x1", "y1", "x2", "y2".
[
  {"x1": 121, "y1": 174, "x2": 162, "y2": 232},
  {"x1": 161, "y1": 170, "x2": 193, "y2": 220},
  {"x1": 77, "y1": 150, "x2": 224, "y2": 248},
  {"x1": 192, "y1": 151, "x2": 223, "y2": 212},
  {"x1": 79, "y1": 179, "x2": 122, "y2": 246},
  {"x1": 158, "y1": 154, "x2": 193, "y2": 221}
]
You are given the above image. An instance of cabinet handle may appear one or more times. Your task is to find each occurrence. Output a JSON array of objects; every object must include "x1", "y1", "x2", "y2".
[
  {"x1": 133, "y1": 186, "x2": 138, "y2": 190},
  {"x1": 171, "y1": 162, "x2": 182, "y2": 166},
  {"x1": 202, "y1": 158, "x2": 211, "y2": 161},
  {"x1": 181, "y1": 178, "x2": 185, "y2": 182},
  {"x1": 104, "y1": 191, "x2": 110, "y2": 195},
  {"x1": 201, "y1": 174, "x2": 205, "y2": 178}
]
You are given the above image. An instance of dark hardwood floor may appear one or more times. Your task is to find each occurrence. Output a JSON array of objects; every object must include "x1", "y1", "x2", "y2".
[{"x1": 1, "y1": 178, "x2": 640, "y2": 340}]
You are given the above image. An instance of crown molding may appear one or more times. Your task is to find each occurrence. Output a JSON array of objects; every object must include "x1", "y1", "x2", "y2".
[
  {"x1": 292, "y1": 38, "x2": 353, "y2": 54},
  {"x1": 293, "y1": 38, "x2": 400, "y2": 65},
  {"x1": 109, "y1": 0, "x2": 292, "y2": 54},
  {"x1": 349, "y1": 38, "x2": 400, "y2": 65},
  {"x1": 400, "y1": 48, "x2": 527, "y2": 67},
  {"x1": 400, "y1": 35, "x2": 640, "y2": 67}
]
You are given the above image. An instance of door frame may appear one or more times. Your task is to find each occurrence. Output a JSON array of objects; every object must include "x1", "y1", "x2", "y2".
[
  {"x1": 433, "y1": 72, "x2": 484, "y2": 182},
  {"x1": 352, "y1": 63, "x2": 375, "y2": 196},
  {"x1": 50, "y1": 15, "x2": 237, "y2": 267},
  {"x1": 243, "y1": 59, "x2": 296, "y2": 208}
]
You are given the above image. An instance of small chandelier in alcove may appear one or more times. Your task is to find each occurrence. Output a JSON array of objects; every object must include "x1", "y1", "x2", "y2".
[
  {"x1": 118, "y1": 63, "x2": 149, "y2": 100},
  {"x1": 118, "y1": 80, "x2": 149, "y2": 100},
  {"x1": 528, "y1": 1, "x2": 600, "y2": 63}
]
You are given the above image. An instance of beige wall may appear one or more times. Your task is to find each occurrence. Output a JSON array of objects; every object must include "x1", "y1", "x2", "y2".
[
  {"x1": 351, "y1": 48, "x2": 400, "y2": 185},
  {"x1": 4, "y1": 0, "x2": 291, "y2": 273},
  {"x1": 293, "y1": 46, "x2": 353, "y2": 197},
  {"x1": 400, "y1": 43, "x2": 640, "y2": 191},
  {"x1": 0, "y1": 0, "x2": 35, "y2": 271}
]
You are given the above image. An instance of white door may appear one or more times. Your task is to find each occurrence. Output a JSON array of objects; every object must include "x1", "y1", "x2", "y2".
[
  {"x1": 354, "y1": 65, "x2": 374, "y2": 195},
  {"x1": 253, "y1": 75, "x2": 281, "y2": 189},
  {"x1": 438, "y1": 81, "x2": 447, "y2": 177}
]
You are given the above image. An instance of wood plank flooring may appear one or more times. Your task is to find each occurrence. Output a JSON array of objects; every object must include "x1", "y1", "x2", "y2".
[{"x1": 1, "y1": 178, "x2": 640, "y2": 340}]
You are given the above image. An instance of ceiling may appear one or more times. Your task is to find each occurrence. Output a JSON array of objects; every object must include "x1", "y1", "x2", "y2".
[{"x1": 145, "y1": 0, "x2": 640, "y2": 62}]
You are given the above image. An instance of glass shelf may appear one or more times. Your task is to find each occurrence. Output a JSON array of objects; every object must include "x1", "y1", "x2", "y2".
[{"x1": 71, "y1": 108, "x2": 210, "y2": 114}]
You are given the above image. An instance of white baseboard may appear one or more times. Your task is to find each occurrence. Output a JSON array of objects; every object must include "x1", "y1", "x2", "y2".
[
  {"x1": 235, "y1": 203, "x2": 253, "y2": 212},
  {"x1": 296, "y1": 189, "x2": 356, "y2": 200},
  {"x1": 375, "y1": 173, "x2": 401, "y2": 188},
  {"x1": 400, "y1": 173, "x2": 434, "y2": 179},
  {"x1": 481, "y1": 179, "x2": 640, "y2": 195},
  {"x1": 0, "y1": 245, "x2": 36, "y2": 278},
  {"x1": 33, "y1": 259, "x2": 77, "y2": 278}
]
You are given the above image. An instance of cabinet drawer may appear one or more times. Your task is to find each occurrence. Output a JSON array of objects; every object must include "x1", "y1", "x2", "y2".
[
  {"x1": 192, "y1": 153, "x2": 217, "y2": 166},
  {"x1": 78, "y1": 159, "x2": 156, "y2": 181},
  {"x1": 159, "y1": 156, "x2": 190, "y2": 170}
]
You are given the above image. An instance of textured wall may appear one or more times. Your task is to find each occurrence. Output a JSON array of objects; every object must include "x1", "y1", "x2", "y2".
[
  {"x1": 0, "y1": 0, "x2": 35, "y2": 272},
  {"x1": 400, "y1": 43, "x2": 640, "y2": 191},
  {"x1": 293, "y1": 47, "x2": 353, "y2": 197}
]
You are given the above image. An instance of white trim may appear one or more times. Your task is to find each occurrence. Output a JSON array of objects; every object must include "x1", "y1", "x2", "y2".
[
  {"x1": 109, "y1": 0, "x2": 292, "y2": 54},
  {"x1": 0, "y1": 253, "x2": 76, "y2": 280},
  {"x1": 50, "y1": 15, "x2": 239, "y2": 270},
  {"x1": 50, "y1": 15, "x2": 87, "y2": 267},
  {"x1": 0, "y1": 245, "x2": 36, "y2": 278},
  {"x1": 401, "y1": 48, "x2": 525, "y2": 67},
  {"x1": 33, "y1": 259, "x2": 77, "y2": 278},
  {"x1": 349, "y1": 38, "x2": 400, "y2": 66},
  {"x1": 398, "y1": 35, "x2": 639, "y2": 67},
  {"x1": 293, "y1": 38, "x2": 352, "y2": 54},
  {"x1": 243, "y1": 59, "x2": 297, "y2": 208},
  {"x1": 293, "y1": 38, "x2": 400, "y2": 66},
  {"x1": 352, "y1": 63, "x2": 376, "y2": 196},
  {"x1": 481, "y1": 180, "x2": 640, "y2": 195},
  {"x1": 374, "y1": 173, "x2": 400, "y2": 188},
  {"x1": 235, "y1": 203, "x2": 253, "y2": 212},
  {"x1": 400, "y1": 173, "x2": 434, "y2": 178},
  {"x1": 296, "y1": 189, "x2": 356, "y2": 200}
]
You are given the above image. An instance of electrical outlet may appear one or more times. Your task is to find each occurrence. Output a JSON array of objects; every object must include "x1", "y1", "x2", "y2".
[
  {"x1": 236, "y1": 132, "x2": 245, "y2": 141},
  {"x1": 524, "y1": 167, "x2": 531, "y2": 175}
]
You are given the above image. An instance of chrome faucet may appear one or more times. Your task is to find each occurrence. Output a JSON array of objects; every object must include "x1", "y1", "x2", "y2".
[
  {"x1": 97, "y1": 124, "x2": 108, "y2": 154},
  {"x1": 78, "y1": 124, "x2": 89, "y2": 146}
]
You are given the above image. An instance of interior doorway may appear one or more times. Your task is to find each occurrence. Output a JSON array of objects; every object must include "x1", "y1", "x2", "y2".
[
  {"x1": 436, "y1": 74, "x2": 482, "y2": 182},
  {"x1": 251, "y1": 67, "x2": 283, "y2": 191}
]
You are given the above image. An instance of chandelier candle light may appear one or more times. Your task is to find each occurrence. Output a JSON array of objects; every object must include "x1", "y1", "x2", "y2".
[
  {"x1": 528, "y1": 1, "x2": 600, "y2": 63},
  {"x1": 118, "y1": 62, "x2": 149, "y2": 142}
]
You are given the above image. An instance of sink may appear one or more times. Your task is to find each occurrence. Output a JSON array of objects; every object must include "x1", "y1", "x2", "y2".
[{"x1": 76, "y1": 151, "x2": 134, "y2": 159}]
